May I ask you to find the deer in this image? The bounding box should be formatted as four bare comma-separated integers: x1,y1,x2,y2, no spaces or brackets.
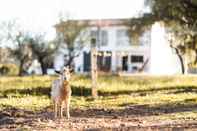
51,66,72,119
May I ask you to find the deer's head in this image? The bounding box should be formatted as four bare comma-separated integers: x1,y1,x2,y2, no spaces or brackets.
55,66,72,81
62,66,71,81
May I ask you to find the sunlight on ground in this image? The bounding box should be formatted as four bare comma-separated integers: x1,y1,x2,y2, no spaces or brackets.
1,75,197,122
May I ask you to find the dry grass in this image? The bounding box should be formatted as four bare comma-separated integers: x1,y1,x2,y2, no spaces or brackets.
1,74,197,121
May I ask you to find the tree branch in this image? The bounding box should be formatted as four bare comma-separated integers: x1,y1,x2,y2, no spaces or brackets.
182,0,197,10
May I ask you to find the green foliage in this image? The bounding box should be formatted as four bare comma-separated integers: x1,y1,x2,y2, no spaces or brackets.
29,34,59,74
0,20,58,75
56,20,88,48
0,20,33,76
127,13,155,44
129,0,197,37
128,0,197,68
55,18,89,66
0,64,19,76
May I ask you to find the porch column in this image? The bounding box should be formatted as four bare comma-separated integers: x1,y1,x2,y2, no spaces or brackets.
111,51,116,72
116,52,122,72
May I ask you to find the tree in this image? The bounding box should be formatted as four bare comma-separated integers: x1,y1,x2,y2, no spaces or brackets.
55,18,89,67
0,47,12,63
0,20,60,75
127,0,197,74
29,34,60,74
0,20,33,76
55,16,98,98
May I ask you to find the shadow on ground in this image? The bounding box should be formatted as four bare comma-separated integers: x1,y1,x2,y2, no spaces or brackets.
1,105,197,130
2,84,197,98
1,84,197,130
0,85,91,97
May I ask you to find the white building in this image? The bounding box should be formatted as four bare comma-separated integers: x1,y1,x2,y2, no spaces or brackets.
55,19,182,75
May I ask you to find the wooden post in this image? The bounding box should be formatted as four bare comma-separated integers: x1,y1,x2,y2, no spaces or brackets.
91,47,98,98
91,38,98,99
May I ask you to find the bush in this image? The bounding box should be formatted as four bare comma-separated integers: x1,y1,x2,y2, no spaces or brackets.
0,64,19,76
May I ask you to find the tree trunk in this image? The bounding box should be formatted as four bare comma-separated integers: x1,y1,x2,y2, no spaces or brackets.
194,50,197,64
19,61,24,76
65,56,74,67
172,46,186,74
38,58,47,75
40,61,47,75
65,51,75,67
177,53,185,74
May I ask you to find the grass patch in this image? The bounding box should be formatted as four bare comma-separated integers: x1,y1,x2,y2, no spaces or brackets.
1,74,197,121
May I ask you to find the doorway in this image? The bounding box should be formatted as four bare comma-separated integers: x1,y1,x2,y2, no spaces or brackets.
83,52,91,72
122,56,128,71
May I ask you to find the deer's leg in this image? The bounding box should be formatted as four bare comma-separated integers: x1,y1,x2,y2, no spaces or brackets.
60,103,64,118
58,103,61,118
54,101,58,118
65,97,70,119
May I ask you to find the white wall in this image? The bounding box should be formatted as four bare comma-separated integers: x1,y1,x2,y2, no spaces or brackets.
73,25,151,73
149,22,182,75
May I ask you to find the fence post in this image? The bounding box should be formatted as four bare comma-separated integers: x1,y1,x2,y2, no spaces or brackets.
91,38,98,99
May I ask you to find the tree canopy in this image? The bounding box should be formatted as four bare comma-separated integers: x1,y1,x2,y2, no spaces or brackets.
0,20,33,75
55,18,89,66
128,0,197,73
29,34,60,74
0,20,60,75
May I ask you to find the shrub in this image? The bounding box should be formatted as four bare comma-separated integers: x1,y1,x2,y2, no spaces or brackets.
0,64,19,76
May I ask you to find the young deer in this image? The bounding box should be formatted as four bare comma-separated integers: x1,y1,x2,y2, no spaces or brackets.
51,66,72,119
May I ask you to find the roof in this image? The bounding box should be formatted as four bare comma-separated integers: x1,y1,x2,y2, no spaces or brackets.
55,18,130,29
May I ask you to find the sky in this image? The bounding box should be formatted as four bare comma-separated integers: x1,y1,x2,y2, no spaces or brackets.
0,0,145,40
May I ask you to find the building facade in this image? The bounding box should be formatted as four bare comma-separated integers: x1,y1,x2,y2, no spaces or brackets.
55,19,152,74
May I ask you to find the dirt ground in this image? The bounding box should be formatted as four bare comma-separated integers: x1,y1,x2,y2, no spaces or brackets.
1,106,197,131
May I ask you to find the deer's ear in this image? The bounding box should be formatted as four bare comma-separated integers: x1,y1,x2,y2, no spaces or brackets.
63,66,69,71
55,70,61,74
69,68,74,73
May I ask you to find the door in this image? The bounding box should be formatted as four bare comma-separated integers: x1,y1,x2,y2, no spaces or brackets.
97,51,111,72
83,52,91,72
122,56,128,71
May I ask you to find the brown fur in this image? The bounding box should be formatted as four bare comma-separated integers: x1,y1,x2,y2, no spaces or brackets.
60,81,71,100
52,77,72,119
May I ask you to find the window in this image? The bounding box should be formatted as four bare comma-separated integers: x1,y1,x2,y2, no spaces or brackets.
101,30,108,46
116,29,129,46
97,51,111,71
90,30,97,47
90,30,97,40
90,30,108,46
132,66,138,70
139,31,151,45
131,55,144,63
